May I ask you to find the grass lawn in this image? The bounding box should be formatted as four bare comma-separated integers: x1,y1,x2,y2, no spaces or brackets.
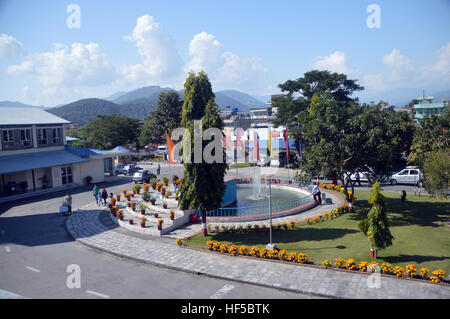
184,189,450,274
229,162,251,169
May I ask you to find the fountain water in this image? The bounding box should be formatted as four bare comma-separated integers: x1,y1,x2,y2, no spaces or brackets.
251,168,268,200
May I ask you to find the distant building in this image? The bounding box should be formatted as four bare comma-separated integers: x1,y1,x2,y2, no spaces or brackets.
412,95,448,123
0,107,126,202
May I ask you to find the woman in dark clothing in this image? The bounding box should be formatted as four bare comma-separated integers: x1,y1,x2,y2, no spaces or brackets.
101,188,108,206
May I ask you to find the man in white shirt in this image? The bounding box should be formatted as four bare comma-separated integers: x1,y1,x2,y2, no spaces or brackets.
312,183,322,205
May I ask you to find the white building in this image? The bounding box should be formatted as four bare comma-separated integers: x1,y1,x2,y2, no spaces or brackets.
0,107,124,202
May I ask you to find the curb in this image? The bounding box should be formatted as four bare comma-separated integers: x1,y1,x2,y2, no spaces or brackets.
65,209,336,299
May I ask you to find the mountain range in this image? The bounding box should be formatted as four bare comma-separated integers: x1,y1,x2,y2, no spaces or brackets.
1,86,448,126
45,86,268,125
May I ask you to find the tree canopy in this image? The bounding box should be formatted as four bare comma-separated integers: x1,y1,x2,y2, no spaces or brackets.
139,90,183,146
79,114,141,150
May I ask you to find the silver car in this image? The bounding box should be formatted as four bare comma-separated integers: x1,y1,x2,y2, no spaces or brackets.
389,166,423,186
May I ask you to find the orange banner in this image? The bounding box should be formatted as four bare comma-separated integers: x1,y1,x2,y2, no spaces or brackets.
166,133,175,164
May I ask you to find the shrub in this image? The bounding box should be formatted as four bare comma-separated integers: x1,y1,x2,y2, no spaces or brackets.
405,264,417,278
279,249,289,261
229,245,238,256
420,268,430,279
260,248,269,259
296,253,309,264
393,266,405,278
250,247,260,258
432,269,445,281
381,262,393,274
287,252,297,262
206,241,214,250
239,246,249,256
322,259,332,269
176,238,183,246
288,221,296,229
212,242,221,252
345,258,356,270
219,244,229,254
253,224,260,231
268,249,279,259
359,261,369,272
335,257,346,269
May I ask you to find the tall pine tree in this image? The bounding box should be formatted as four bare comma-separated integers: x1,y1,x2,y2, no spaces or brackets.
359,182,394,258
177,72,228,236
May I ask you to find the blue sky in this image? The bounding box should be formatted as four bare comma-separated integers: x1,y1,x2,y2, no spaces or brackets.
0,0,449,106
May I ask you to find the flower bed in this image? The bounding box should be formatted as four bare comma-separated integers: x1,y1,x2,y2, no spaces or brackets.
197,240,447,285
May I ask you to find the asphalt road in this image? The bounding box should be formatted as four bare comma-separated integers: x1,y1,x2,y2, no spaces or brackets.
0,177,316,299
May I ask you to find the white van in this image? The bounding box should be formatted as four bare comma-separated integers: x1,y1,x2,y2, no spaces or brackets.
389,166,423,186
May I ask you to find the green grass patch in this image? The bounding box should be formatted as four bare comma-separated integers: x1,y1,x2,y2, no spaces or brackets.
229,162,251,169
184,189,450,273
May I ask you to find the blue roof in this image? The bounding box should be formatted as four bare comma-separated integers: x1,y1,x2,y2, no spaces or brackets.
66,145,98,157
0,149,87,174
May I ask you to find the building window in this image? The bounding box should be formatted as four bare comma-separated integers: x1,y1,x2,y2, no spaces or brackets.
50,128,62,144
2,130,14,149
20,129,32,146
61,166,73,185
37,129,48,145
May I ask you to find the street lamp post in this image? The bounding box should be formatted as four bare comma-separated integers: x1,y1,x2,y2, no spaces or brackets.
266,175,276,250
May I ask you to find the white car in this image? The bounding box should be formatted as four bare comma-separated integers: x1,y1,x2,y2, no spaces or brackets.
389,166,423,186
155,146,168,156
257,157,271,167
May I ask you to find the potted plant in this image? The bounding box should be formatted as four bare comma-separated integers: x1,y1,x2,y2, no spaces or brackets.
170,210,175,220
142,189,150,202
140,216,147,228
150,178,158,190
156,182,163,192
116,210,124,220
162,199,168,209
131,201,136,211
115,193,121,201
157,218,164,230
132,183,142,194
154,212,159,218
122,189,128,196
129,219,134,225
138,203,147,215
84,176,93,186
162,176,169,186
150,196,156,205
161,186,166,196
110,197,116,205
172,175,179,186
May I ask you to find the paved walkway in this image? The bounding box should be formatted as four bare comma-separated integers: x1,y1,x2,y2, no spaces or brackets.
66,202,450,299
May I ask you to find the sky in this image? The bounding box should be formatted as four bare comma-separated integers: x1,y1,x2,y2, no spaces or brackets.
0,0,449,106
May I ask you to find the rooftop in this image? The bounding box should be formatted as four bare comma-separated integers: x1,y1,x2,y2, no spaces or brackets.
0,107,70,126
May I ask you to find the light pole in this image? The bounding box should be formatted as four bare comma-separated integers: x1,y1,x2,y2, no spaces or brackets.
266,175,276,250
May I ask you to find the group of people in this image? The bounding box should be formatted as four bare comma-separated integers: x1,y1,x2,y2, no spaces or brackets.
92,184,111,206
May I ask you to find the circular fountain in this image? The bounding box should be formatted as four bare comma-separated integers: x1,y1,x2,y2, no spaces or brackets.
206,175,317,222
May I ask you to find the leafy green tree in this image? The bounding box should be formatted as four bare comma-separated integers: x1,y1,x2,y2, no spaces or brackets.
177,72,228,236
79,114,141,150
139,90,183,146
358,182,394,258
408,112,450,167
273,70,364,128
423,148,450,198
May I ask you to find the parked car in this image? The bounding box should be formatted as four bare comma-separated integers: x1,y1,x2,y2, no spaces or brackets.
155,146,168,156
114,163,125,174
123,163,140,176
389,166,423,186
257,157,271,167
133,170,156,183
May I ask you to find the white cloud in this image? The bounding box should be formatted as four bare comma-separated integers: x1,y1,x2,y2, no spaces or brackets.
363,44,450,92
185,32,268,92
0,34,25,59
120,14,184,86
312,51,358,76
6,42,116,88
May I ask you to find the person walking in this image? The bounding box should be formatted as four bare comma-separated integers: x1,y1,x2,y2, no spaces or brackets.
312,182,322,205
62,192,72,215
354,171,361,187
93,184,100,205
101,188,108,206
157,164,161,176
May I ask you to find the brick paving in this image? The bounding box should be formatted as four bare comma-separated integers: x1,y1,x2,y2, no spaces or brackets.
66,201,450,299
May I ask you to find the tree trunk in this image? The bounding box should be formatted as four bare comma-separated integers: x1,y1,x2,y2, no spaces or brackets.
201,210,207,237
